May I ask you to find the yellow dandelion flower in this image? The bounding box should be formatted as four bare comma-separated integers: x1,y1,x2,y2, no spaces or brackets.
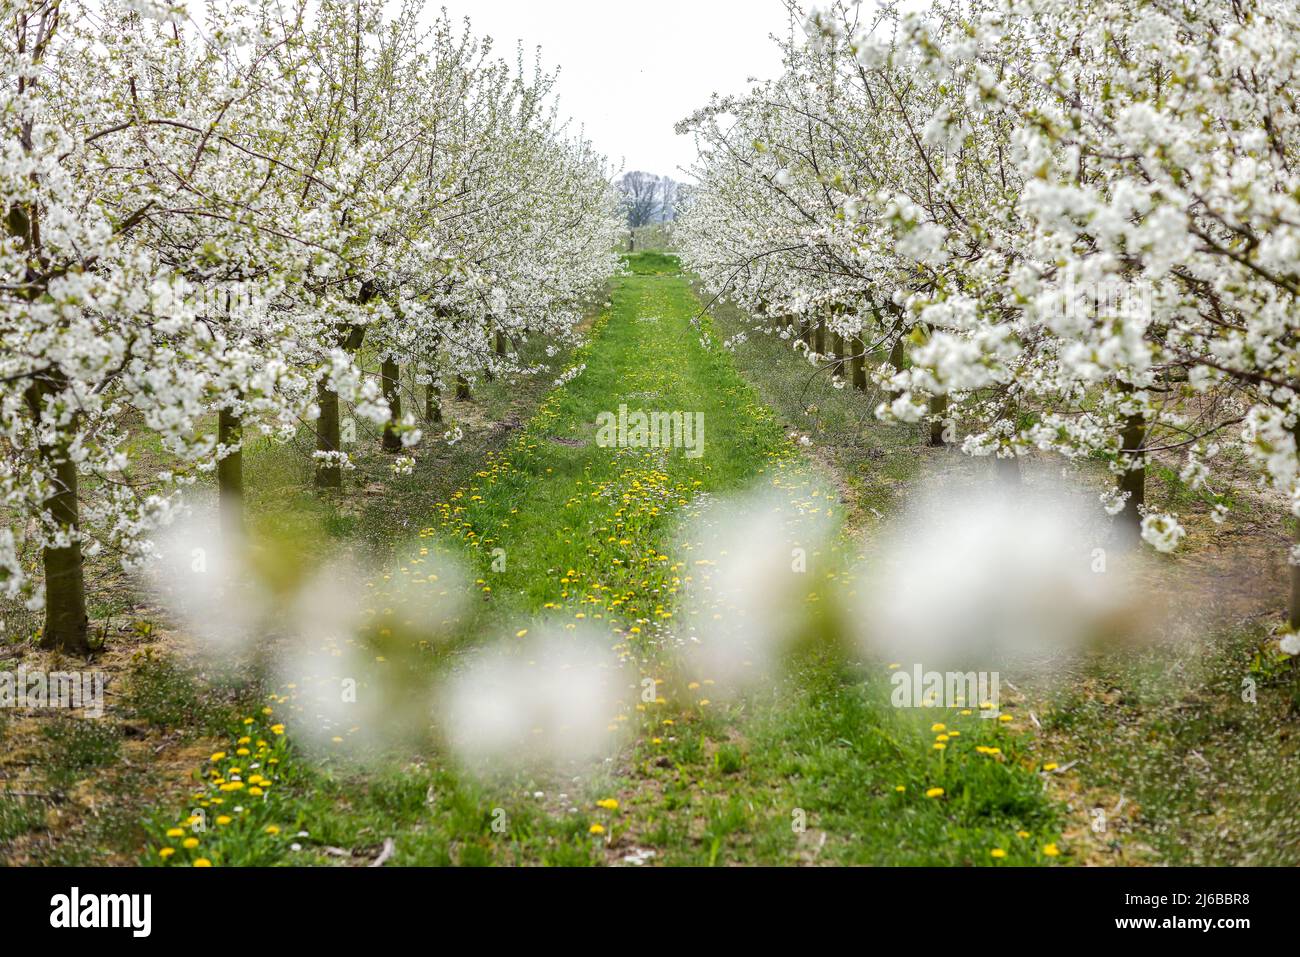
193,858,212,867
596,798,619,810
925,787,944,799
1042,843,1060,857
159,847,175,859
588,824,606,835
990,848,1006,859
182,838,199,849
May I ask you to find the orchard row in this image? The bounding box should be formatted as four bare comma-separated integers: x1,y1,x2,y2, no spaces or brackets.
677,0,1300,623
0,0,623,653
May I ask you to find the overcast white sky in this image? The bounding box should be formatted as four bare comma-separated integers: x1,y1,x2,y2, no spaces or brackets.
432,1,795,181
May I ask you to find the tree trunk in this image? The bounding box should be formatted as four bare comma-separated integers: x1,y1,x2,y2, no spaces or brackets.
456,374,470,401
831,332,845,377
314,381,343,490
888,337,905,373
485,331,506,383
381,358,402,452
217,407,243,541
887,336,906,398
814,322,826,358
24,378,89,655
314,324,364,489
1289,523,1300,628
425,373,442,424
929,394,949,447
39,450,89,655
850,336,867,391
1291,518,1300,630
1292,423,1300,631
1116,412,1146,544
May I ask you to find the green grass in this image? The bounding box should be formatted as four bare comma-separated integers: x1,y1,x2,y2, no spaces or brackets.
608,656,1062,866
39,717,122,789
1035,625,1300,865
0,794,43,846
141,252,1065,867
429,257,787,615
122,651,262,737
621,250,681,275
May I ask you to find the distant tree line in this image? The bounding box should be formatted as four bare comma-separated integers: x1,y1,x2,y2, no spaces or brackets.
615,171,688,228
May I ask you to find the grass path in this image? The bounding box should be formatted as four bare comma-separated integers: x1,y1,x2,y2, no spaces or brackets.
143,253,1065,867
